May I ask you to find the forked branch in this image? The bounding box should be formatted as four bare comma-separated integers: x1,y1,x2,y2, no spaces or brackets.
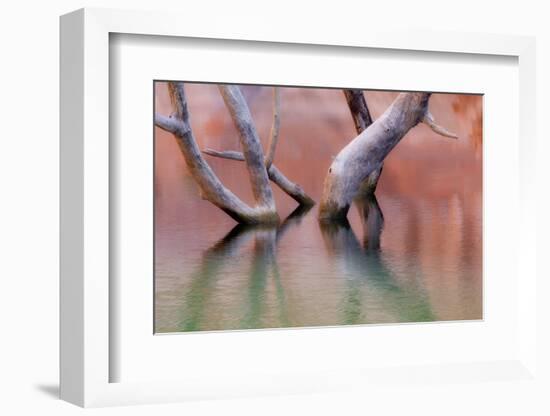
218,85,276,211
320,92,457,222
155,82,278,224
203,86,314,207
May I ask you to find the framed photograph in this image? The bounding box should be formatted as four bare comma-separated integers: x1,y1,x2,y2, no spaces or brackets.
60,8,539,408
152,81,481,335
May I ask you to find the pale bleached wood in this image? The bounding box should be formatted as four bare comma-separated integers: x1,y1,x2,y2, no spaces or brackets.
154,114,180,134
203,86,313,207
203,149,244,161
218,85,276,212
155,82,278,224
203,148,315,206
422,111,459,139
319,92,457,221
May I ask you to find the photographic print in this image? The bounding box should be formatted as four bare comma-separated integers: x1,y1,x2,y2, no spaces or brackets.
154,82,482,333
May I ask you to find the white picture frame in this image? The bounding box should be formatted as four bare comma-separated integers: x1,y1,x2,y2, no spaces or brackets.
60,7,538,408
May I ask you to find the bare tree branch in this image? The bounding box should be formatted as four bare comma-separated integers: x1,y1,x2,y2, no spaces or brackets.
343,89,373,132
203,148,314,206
154,114,181,134
422,111,459,139
343,89,382,195
202,148,245,161
203,87,314,207
320,92,457,222
268,165,315,206
218,85,276,211
155,82,278,224
264,87,281,169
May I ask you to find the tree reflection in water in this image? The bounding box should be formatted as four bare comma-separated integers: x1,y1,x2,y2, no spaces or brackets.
178,205,311,331
320,193,434,325
177,196,435,331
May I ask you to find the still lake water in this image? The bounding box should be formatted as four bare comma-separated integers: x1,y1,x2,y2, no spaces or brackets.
154,84,483,333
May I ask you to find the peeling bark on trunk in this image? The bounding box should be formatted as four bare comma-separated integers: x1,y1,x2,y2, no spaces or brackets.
155,82,279,225
319,92,457,222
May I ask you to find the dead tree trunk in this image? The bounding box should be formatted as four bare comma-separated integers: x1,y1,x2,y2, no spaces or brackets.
343,89,382,195
319,92,457,222
203,87,315,207
155,82,279,224
218,85,276,211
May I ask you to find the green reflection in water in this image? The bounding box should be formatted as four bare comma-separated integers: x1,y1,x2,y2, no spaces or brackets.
322,194,434,325
177,196,434,332
178,205,311,331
